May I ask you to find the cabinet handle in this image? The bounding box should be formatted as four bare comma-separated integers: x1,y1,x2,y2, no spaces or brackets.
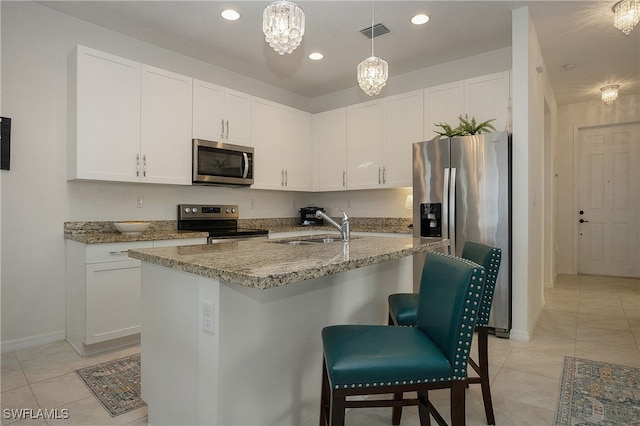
378,167,381,184
225,120,230,139
143,154,147,177
108,250,129,255
136,154,140,177
284,170,288,187
281,169,284,186
221,119,225,139
343,170,346,187
383,167,386,184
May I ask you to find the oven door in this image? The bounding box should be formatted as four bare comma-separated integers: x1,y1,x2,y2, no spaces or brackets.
193,139,253,186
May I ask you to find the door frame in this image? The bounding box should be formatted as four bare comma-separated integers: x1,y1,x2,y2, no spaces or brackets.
572,119,640,275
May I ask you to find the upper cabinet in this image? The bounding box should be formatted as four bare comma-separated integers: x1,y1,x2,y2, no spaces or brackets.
68,46,192,185
345,92,423,190
192,80,251,145
69,46,141,182
346,100,383,190
423,81,464,141
140,65,192,185
251,97,311,191
382,90,424,188
314,108,347,191
464,71,511,133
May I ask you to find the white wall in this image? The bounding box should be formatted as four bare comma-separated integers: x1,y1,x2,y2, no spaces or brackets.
0,1,516,348
555,93,640,274
510,7,556,341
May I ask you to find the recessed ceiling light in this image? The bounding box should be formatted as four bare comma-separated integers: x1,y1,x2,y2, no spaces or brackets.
221,9,240,21
309,52,324,60
411,14,430,25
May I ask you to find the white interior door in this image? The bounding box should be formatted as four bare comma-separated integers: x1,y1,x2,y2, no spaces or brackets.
578,123,639,277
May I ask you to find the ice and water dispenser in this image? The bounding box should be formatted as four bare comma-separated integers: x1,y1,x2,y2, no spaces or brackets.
419,203,442,237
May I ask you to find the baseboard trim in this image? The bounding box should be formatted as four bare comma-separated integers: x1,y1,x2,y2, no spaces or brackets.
1,330,65,353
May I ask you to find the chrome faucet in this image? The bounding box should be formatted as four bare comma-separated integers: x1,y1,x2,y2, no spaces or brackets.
315,210,350,242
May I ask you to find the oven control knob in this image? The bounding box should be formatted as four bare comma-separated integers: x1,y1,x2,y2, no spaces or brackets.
225,208,230,213
231,208,236,213
184,207,191,213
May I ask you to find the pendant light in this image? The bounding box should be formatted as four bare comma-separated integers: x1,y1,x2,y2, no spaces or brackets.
263,0,305,55
601,84,620,104
357,2,388,96
613,0,640,35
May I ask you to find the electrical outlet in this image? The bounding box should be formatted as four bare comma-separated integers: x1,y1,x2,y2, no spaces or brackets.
202,301,215,334
136,195,143,208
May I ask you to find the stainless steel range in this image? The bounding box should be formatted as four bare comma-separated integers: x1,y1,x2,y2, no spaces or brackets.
177,204,268,243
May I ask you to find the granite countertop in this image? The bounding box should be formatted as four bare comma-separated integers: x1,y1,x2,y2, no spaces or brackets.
64,217,413,244
128,235,447,290
64,220,209,244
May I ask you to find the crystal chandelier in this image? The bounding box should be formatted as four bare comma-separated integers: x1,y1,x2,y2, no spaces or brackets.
601,84,620,104
357,2,388,96
613,0,640,35
263,1,305,55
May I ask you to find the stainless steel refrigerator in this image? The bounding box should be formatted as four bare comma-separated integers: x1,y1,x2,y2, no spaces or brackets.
412,131,511,337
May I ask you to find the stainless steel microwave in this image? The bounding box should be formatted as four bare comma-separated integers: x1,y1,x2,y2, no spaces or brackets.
192,139,254,186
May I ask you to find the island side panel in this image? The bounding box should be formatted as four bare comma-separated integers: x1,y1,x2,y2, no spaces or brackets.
217,256,413,426
141,263,220,426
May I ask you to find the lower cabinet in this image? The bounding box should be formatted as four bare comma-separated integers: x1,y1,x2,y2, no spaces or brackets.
66,237,206,356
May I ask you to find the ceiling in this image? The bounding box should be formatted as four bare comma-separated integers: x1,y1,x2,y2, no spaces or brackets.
39,1,639,105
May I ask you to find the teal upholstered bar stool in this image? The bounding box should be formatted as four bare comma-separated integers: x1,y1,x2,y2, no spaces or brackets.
388,241,502,425
320,253,486,426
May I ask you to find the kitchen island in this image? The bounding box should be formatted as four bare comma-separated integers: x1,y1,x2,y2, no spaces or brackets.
128,235,447,426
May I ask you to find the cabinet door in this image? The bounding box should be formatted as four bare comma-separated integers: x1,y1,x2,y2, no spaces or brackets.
383,90,423,188
71,46,141,182
283,108,312,191
225,89,252,145
315,108,347,191
424,81,464,141
347,100,383,190
251,97,284,189
193,79,225,141
464,71,510,132
85,260,142,344
141,65,192,185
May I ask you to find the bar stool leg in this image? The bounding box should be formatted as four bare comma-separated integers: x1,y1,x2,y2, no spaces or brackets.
477,328,495,425
320,360,329,426
392,392,403,425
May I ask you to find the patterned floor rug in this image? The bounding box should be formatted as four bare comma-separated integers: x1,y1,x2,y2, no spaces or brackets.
75,353,146,417
555,356,640,425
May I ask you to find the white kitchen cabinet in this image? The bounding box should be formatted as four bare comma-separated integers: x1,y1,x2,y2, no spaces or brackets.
314,107,347,191
464,70,511,133
424,81,464,140
68,46,192,185
141,65,192,185
66,236,206,356
382,90,424,188
192,79,251,145
346,100,383,190
68,45,141,182
282,108,312,191
251,97,312,191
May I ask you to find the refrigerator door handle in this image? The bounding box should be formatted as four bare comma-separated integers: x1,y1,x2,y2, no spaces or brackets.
443,167,450,242
449,167,457,255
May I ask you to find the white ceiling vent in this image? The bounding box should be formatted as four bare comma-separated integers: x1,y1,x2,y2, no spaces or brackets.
360,23,390,39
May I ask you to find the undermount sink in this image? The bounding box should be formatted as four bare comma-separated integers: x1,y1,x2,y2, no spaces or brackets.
271,235,357,245
283,237,340,245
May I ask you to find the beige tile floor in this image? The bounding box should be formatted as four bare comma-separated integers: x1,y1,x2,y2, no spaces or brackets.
2,274,639,426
